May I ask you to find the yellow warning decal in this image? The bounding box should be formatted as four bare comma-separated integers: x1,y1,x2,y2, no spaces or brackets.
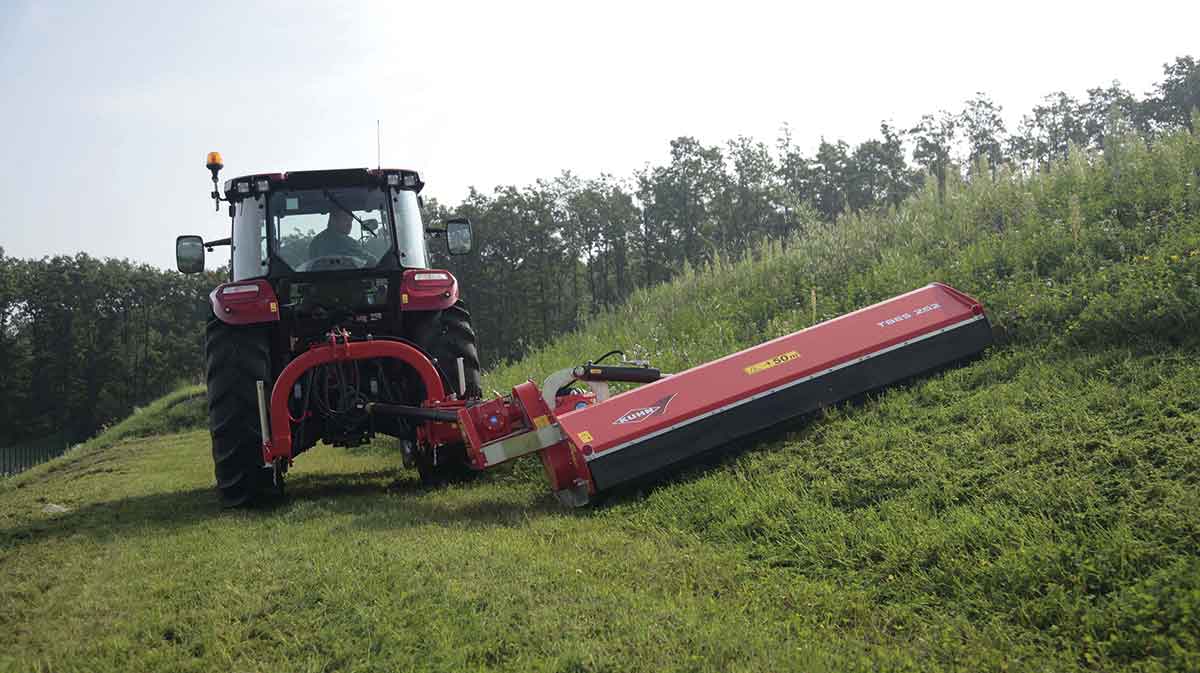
401,293,410,305
532,415,551,429
269,301,278,313
744,350,801,375
578,431,593,443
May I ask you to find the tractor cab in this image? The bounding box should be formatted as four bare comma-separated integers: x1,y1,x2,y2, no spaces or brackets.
177,155,474,338
177,156,471,282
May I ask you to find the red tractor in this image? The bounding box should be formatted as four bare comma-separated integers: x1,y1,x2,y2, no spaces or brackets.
179,154,994,511
177,153,481,506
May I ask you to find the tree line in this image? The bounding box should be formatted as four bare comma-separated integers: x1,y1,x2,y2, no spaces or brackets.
0,252,221,447
0,56,1195,447
431,56,1199,366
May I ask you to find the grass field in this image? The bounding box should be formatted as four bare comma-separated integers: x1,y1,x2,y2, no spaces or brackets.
3,130,1199,672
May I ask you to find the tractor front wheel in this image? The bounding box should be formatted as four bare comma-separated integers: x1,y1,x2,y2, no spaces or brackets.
205,318,272,507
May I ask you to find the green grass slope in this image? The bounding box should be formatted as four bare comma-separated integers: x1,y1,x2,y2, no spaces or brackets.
3,130,1199,672
85,384,208,450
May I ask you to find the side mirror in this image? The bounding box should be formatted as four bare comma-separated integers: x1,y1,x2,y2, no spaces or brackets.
446,218,473,255
176,235,206,273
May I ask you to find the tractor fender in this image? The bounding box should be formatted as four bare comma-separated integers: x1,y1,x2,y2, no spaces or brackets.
209,280,281,325
399,269,458,311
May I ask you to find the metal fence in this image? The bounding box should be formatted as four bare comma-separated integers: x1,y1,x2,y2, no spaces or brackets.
1,444,72,477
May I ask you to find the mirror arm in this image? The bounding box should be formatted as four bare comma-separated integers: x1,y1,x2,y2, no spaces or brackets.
204,237,232,252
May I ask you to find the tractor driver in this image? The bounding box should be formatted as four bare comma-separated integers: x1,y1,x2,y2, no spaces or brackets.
308,209,362,260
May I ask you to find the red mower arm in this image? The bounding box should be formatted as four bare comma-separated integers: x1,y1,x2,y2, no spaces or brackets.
263,336,448,465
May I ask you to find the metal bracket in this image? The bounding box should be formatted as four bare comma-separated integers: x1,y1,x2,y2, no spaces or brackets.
541,367,575,410
479,424,565,468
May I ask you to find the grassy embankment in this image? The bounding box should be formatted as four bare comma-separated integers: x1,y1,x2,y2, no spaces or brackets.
2,130,1199,672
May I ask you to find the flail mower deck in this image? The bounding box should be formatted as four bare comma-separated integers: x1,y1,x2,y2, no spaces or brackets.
260,282,991,505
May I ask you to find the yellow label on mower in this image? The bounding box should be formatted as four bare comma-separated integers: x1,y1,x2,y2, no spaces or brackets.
744,350,801,375
577,431,594,443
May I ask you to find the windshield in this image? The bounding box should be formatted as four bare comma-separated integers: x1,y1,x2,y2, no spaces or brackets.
270,187,397,272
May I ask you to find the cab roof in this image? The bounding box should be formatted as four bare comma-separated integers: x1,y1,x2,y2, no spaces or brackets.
222,168,423,200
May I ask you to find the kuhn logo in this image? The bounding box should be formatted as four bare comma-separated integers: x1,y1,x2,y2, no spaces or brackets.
612,394,677,425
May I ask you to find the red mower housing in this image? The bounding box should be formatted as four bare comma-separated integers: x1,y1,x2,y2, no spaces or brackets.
256,282,992,506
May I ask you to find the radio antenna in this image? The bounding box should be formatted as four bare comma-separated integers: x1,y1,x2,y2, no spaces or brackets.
376,119,381,169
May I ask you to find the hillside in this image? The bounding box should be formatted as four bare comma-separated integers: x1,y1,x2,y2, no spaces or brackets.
3,130,1199,672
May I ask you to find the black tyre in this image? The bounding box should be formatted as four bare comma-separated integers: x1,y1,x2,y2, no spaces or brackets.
414,441,476,487
205,318,272,507
412,300,483,399
408,300,482,484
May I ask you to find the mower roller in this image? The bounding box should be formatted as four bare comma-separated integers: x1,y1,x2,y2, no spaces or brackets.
266,282,992,506
178,153,991,506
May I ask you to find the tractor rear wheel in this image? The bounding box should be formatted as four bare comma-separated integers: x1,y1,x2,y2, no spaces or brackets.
205,318,272,507
409,299,482,399
409,299,482,484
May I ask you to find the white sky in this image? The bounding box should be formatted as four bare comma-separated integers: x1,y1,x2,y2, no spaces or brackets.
1,0,1197,268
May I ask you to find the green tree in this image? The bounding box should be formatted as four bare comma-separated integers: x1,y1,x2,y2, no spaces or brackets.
1081,81,1139,147
959,94,1007,176
720,135,780,249
775,124,816,239
811,139,851,221
910,112,957,204
0,253,222,446
1011,92,1087,168
1144,55,1200,133
638,137,725,274
564,175,638,311
848,122,917,211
